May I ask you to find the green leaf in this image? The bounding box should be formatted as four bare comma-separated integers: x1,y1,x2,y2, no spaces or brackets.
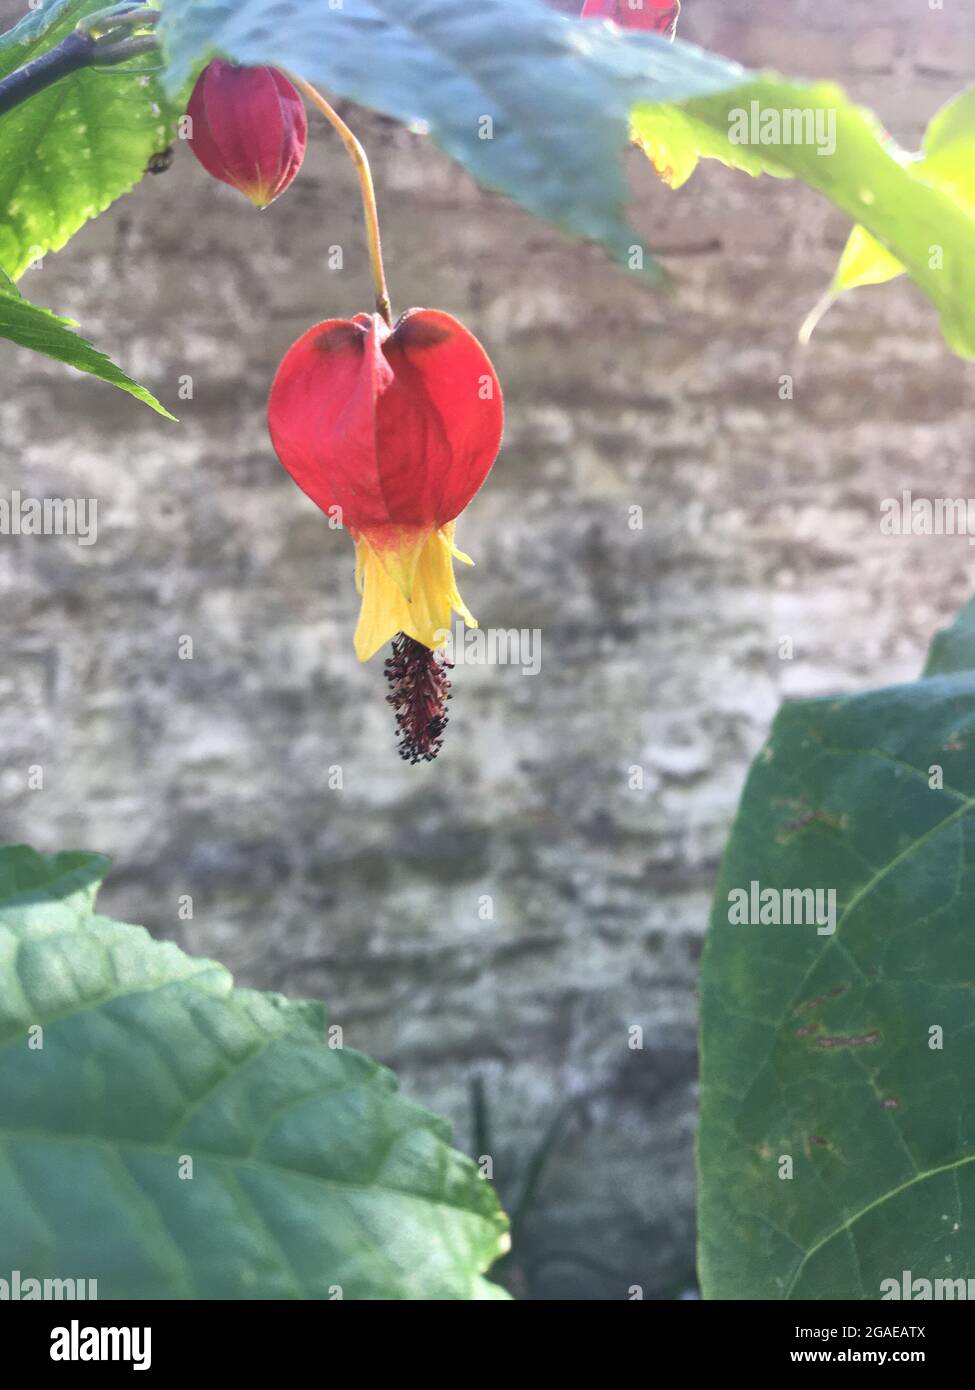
633,78,975,359
0,274,174,416
921,85,975,213
0,844,509,1299
157,0,753,282
793,85,975,350
0,0,179,280
632,97,769,188
698,605,975,1299
823,224,905,295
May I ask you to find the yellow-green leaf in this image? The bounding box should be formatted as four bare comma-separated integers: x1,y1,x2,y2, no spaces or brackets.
633,78,975,359
800,84,975,346
0,0,180,280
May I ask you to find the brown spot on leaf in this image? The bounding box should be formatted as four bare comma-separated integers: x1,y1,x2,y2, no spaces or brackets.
775,799,849,837
798,984,848,1013
814,1030,881,1049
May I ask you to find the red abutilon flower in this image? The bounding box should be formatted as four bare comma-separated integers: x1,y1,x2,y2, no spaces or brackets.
580,0,681,37
268,308,503,762
186,60,308,208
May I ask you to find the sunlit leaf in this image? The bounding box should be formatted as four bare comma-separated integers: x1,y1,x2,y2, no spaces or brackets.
799,85,975,347
0,0,180,280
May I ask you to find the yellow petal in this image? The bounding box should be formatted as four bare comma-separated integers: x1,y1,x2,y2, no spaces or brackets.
353,527,479,662
357,523,430,601
440,521,475,566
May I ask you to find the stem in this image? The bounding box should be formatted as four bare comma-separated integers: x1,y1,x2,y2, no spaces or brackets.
0,30,95,118
290,75,392,327
91,34,160,67
0,26,158,119
78,4,160,38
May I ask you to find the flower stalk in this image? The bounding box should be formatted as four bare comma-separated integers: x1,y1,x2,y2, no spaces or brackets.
288,74,393,326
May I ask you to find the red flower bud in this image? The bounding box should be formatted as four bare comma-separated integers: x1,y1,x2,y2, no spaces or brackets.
186,60,307,208
268,309,503,662
581,0,680,36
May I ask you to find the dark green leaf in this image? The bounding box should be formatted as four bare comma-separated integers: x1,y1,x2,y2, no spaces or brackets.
699,611,975,1299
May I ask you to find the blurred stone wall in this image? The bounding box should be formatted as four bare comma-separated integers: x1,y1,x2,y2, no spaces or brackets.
1,0,973,1297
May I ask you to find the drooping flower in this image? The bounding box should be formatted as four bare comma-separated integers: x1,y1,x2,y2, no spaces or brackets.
186,60,307,208
267,308,503,760
580,0,681,38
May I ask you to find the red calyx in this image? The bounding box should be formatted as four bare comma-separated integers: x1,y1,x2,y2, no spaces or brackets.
267,308,503,544
186,60,308,208
580,0,680,36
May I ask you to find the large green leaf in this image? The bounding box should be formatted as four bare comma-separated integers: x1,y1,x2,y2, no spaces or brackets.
0,269,173,415
698,605,975,1299
0,0,179,280
157,0,752,282
633,79,975,359
0,845,508,1299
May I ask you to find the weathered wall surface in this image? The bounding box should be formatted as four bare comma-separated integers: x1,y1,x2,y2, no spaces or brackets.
1,0,973,1297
